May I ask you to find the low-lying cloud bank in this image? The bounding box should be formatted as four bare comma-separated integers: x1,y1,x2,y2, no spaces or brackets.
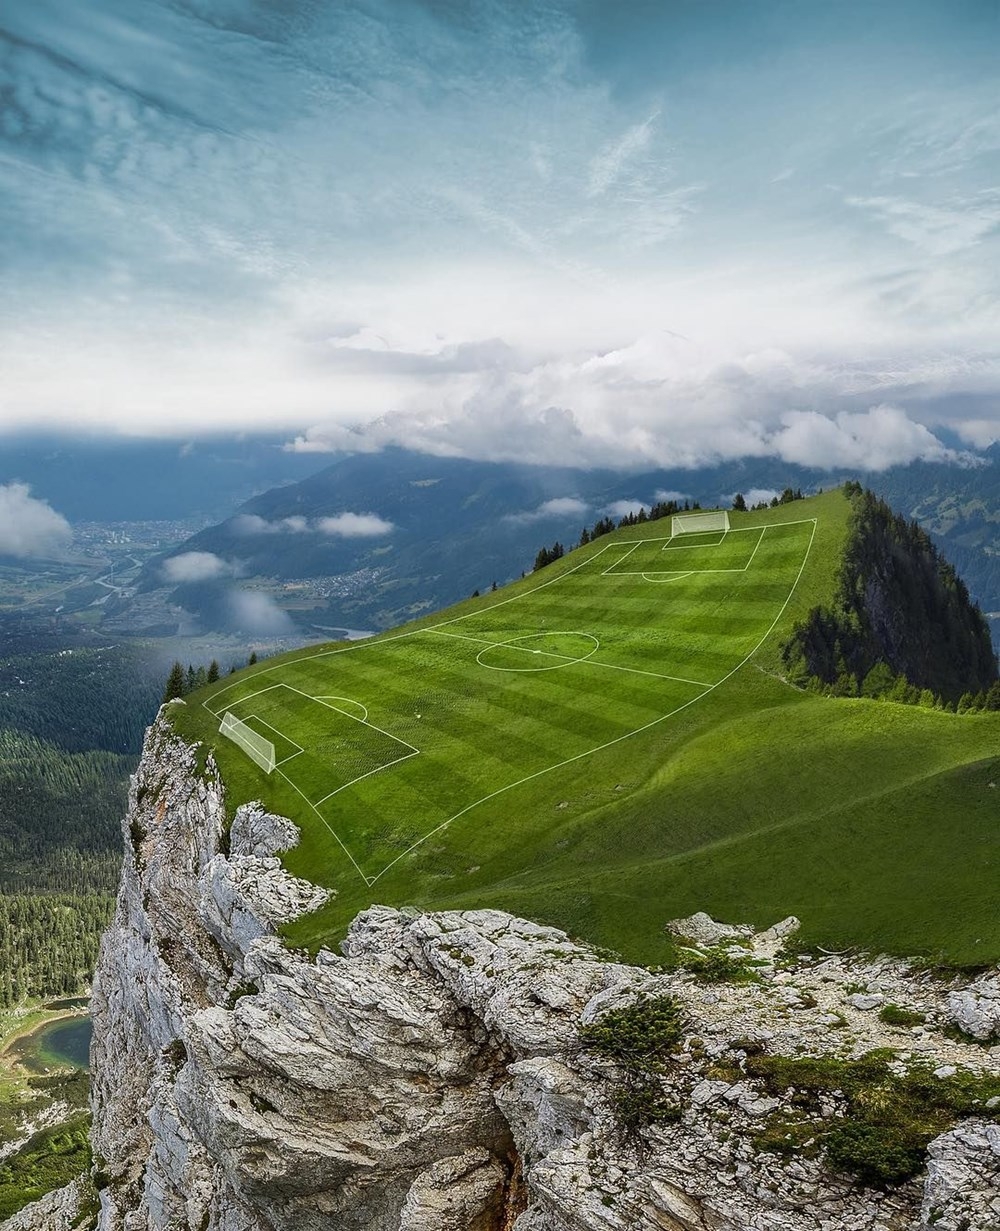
288,397,972,474
504,497,590,524
230,513,394,538
0,483,72,558
163,551,233,583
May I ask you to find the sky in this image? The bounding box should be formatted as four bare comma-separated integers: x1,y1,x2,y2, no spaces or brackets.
2,0,1000,471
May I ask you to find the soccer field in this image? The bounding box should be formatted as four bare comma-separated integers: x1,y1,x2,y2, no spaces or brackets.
200,516,816,885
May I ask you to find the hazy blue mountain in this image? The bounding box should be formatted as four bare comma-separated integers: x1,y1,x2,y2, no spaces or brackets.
0,434,328,522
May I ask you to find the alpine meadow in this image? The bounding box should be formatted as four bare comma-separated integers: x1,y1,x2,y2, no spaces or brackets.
171,487,1000,967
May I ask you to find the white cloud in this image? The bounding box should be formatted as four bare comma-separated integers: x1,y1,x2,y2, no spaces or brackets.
163,551,232,582
227,590,294,635
955,419,1000,449
655,489,689,502
741,488,781,506
230,514,312,535
504,496,589,524
770,404,956,471
231,512,390,536
316,513,395,538
606,499,647,518
0,483,71,559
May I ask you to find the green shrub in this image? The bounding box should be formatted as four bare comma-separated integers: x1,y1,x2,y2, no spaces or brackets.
878,1004,925,1028
578,995,685,1065
680,945,761,985
0,1116,92,1220
579,995,687,1134
747,1050,1000,1186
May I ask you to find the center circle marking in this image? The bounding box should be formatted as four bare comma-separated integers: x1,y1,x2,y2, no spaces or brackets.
476,632,600,673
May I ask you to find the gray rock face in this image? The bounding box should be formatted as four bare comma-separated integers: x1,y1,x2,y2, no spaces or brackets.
947,973,1000,1041
9,715,1000,1231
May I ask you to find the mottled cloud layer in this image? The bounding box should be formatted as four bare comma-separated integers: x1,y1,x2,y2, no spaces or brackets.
3,1,1000,471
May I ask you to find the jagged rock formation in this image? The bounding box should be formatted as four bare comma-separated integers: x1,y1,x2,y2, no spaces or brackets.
9,716,1000,1231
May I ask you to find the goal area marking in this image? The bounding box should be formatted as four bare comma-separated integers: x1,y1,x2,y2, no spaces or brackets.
220,711,276,775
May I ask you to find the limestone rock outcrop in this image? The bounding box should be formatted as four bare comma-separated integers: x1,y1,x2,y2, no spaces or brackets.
8,714,1000,1231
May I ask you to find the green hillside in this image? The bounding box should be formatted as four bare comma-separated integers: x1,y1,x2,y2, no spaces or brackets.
172,488,1000,967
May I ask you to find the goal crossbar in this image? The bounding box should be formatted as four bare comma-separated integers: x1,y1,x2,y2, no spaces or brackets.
671,510,730,537
220,711,276,775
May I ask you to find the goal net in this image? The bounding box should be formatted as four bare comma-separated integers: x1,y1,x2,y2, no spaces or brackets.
671,510,730,537
219,712,275,775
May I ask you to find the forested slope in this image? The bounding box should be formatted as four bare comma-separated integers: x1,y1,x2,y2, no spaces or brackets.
782,484,997,701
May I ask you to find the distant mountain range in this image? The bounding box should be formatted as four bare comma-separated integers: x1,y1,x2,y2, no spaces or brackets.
134,446,1000,642
0,433,327,522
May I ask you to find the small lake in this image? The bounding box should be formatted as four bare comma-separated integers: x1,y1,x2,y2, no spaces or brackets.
8,1016,91,1073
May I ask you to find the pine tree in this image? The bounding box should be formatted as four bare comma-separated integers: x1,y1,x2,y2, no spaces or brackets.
207,660,220,684
732,493,747,512
163,662,186,703
248,651,258,665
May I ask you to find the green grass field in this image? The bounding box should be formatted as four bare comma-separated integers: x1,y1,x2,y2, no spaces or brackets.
174,490,1000,967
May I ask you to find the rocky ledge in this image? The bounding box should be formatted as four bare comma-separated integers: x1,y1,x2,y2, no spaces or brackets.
8,715,1000,1231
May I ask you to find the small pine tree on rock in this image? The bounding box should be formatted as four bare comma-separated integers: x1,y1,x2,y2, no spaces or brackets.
163,662,186,703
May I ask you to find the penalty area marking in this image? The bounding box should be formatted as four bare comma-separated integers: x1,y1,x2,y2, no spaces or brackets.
610,527,768,576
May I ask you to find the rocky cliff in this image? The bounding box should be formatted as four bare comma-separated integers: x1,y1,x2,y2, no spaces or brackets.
9,716,1000,1231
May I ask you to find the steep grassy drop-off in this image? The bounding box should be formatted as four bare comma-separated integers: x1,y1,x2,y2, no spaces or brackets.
170,487,1000,966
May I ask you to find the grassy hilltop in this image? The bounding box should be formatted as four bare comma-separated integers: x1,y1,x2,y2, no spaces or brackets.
172,488,1000,967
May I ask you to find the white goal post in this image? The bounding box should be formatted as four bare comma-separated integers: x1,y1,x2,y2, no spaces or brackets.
219,712,276,775
670,510,730,537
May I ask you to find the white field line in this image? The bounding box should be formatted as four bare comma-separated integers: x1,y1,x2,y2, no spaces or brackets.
206,683,284,720
243,714,304,767
660,528,728,552
248,714,304,755
619,528,766,577
279,681,421,756
600,542,640,576
209,679,420,882
429,628,710,688
274,766,374,885
313,748,420,808
641,572,694,584
315,696,369,722
741,526,768,572
367,518,818,885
